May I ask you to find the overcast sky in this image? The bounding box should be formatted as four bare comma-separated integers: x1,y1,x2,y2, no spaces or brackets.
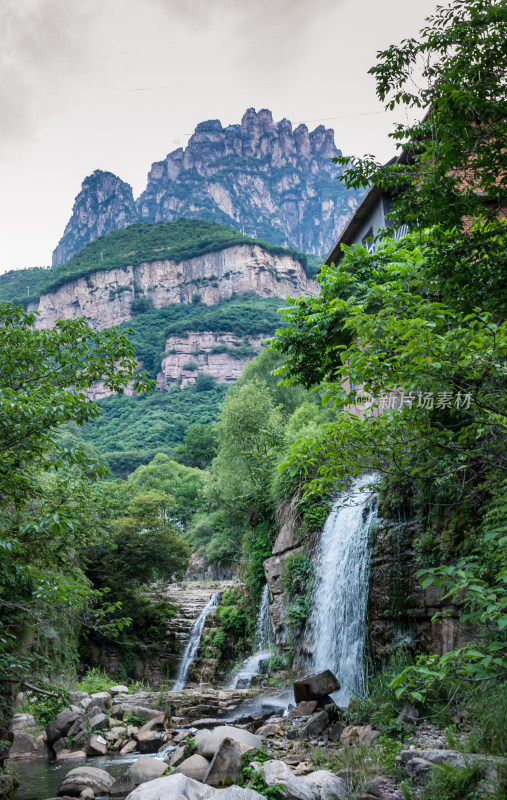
0,0,441,273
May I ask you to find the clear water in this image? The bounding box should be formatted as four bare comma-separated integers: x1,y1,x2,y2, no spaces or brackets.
172,591,220,690
12,752,143,800
310,473,377,707
228,585,274,689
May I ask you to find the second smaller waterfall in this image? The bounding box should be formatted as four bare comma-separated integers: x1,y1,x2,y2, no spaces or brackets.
172,592,220,691
229,585,274,689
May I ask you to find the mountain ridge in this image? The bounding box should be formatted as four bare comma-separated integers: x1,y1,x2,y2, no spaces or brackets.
52,108,360,265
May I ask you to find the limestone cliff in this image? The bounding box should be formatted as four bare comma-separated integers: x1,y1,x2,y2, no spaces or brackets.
51,109,360,265
31,243,316,331
158,332,267,389
52,171,138,266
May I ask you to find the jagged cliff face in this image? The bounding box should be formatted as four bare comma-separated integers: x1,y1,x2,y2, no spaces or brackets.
52,171,138,266
51,109,360,265
32,244,316,331
137,108,358,256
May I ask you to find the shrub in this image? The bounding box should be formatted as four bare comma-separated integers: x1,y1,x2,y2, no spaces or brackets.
77,667,112,694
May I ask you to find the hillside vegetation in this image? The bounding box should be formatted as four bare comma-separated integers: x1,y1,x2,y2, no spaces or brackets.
124,294,284,377
0,219,317,308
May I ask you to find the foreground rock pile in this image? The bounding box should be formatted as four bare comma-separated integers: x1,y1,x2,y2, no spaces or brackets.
9,673,505,800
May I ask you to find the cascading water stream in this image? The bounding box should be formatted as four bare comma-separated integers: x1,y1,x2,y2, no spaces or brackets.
228,584,274,689
172,592,220,691
310,473,378,707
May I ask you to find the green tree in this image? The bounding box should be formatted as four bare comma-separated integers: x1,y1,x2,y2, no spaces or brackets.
107,491,191,587
0,304,150,700
172,423,218,470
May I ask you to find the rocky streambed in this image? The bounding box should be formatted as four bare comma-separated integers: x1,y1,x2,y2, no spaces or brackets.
6,675,505,800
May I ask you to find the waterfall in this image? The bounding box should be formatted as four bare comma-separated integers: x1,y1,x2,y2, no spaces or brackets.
310,473,377,707
172,592,220,691
229,585,274,689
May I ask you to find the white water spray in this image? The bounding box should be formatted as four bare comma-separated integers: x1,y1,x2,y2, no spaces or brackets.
229,585,274,689
172,592,220,691
310,474,377,706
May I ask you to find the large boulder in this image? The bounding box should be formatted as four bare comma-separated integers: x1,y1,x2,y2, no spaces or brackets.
10,713,37,732
301,770,348,800
90,692,112,710
109,685,129,696
114,705,162,722
7,732,45,760
204,737,242,787
127,756,167,784
299,711,329,738
58,766,115,796
85,734,108,756
253,760,319,800
173,754,211,782
124,773,214,800
111,772,136,796
136,729,166,754
47,709,83,745
137,716,170,735
200,726,262,759
89,712,110,732
293,672,339,705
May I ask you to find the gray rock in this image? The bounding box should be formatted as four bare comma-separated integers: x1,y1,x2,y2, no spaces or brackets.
215,789,265,799
89,713,110,732
201,726,262,759
109,685,129,696
120,738,137,755
293,672,340,704
398,749,465,767
110,772,136,797
121,705,162,722
136,730,166,754
170,746,187,767
124,774,214,800
404,757,433,784
194,729,212,756
301,770,348,800
204,737,242,787
256,723,283,737
79,789,95,800
294,701,317,716
90,692,112,711
86,706,103,720
137,716,169,735
328,722,345,742
128,756,167,785
300,711,329,738
53,738,68,756
8,732,46,760
58,766,114,796
57,750,87,761
254,760,319,800
69,692,89,704
10,713,37,732
173,754,211,782
85,734,108,757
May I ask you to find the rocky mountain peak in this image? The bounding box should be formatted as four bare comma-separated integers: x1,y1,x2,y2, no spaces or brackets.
52,109,360,264
52,170,137,266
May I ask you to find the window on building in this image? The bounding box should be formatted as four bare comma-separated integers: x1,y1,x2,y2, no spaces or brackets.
362,227,375,254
